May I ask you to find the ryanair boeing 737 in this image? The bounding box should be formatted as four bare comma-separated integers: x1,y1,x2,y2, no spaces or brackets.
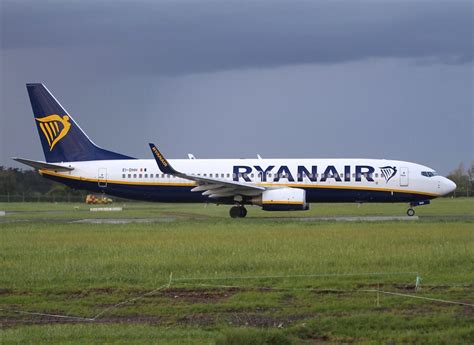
14,84,456,218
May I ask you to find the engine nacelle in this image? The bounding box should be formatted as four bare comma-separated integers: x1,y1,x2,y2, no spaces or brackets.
258,188,309,211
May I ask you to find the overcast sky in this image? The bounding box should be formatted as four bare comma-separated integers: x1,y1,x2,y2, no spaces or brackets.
1,0,472,175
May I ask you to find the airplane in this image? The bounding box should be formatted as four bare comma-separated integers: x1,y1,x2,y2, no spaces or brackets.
14,83,456,218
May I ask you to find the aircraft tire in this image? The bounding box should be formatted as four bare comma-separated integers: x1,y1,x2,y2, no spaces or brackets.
240,207,248,218
230,206,241,218
407,208,415,217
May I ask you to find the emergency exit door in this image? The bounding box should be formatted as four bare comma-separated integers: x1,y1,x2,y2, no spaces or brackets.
399,167,409,187
98,168,107,188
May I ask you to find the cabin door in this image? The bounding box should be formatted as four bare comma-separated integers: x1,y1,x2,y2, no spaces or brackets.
399,167,409,187
98,168,107,188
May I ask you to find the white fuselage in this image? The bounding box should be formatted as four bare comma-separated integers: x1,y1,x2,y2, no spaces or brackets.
40,158,455,204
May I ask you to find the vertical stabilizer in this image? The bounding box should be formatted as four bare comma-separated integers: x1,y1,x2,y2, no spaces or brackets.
27,83,134,162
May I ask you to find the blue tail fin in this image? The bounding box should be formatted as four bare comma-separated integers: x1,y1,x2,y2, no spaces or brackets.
27,83,134,162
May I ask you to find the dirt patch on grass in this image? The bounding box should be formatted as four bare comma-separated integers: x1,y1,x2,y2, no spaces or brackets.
310,289,348,295
0,288,13,295
2,311,312,329
160,287,239,303
0,315,164,328
177,313,216,326
226,312,311,328
457,305,474,317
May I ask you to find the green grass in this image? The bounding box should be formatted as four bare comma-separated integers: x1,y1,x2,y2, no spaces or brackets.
1,199,473,344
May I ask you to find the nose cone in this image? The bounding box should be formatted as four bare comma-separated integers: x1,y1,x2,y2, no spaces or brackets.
441,177,456,195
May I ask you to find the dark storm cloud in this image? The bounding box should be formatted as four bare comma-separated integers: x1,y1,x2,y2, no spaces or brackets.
2,0,472,76
1,0,472,175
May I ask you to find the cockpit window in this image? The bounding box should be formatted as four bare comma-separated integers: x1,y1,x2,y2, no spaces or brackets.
421,171,437,177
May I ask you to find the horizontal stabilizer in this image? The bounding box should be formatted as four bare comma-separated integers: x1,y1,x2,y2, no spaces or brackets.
12,157,74,171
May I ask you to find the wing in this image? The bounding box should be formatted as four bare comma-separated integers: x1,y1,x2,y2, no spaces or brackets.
149,143,265,198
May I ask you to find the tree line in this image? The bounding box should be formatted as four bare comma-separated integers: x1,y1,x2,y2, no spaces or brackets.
0,166,86,201
0,162,472,201
446,162,473,197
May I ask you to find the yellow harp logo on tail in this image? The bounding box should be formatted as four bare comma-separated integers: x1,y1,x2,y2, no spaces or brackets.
35,114,71,151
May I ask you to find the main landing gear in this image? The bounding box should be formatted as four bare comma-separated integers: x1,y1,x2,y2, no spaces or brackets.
407,208,415,217
230,206,247,218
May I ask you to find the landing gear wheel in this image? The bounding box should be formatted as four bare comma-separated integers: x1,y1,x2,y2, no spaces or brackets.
229,206,247,218
230,206,241,218
407,208,415,217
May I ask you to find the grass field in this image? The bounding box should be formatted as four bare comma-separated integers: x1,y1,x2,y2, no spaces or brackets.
1,199,473,344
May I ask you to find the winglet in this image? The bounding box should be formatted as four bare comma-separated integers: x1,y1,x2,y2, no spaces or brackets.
149,143,178,175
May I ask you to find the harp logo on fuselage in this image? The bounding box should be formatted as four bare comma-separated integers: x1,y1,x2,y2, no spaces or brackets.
379,166,397,183
35,114,71,151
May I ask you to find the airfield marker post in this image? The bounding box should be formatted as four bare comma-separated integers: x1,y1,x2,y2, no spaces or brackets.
377,282,380,307
415,275,422,291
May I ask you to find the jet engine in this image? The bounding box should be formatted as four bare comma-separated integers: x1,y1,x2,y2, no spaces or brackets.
251,188,310,211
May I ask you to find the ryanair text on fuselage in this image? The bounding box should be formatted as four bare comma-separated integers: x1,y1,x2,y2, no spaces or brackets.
233,165,394,183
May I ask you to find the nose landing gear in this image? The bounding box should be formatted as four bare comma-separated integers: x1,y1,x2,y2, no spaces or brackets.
407,200,430,217
230,206,247,218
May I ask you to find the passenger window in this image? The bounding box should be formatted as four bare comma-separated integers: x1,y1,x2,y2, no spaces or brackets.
128,174,131,178
139,174,142,178
251,173,254,178
227,173,230,178
122,174,126,178
145,174,148,178
210,174,213,177
133,174,137,178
